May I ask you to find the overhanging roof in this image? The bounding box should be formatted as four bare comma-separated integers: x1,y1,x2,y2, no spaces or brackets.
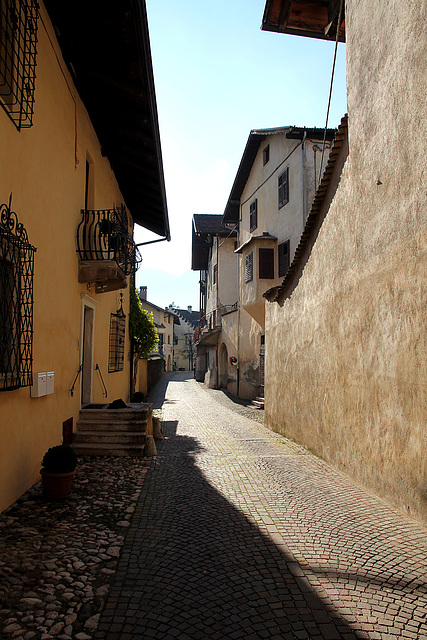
262,0,345,42
192,214,237,271
235,233,277,254
43,0,170,240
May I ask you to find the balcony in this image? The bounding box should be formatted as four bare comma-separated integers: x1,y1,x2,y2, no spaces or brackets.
77,206,141,293
194,303,238,346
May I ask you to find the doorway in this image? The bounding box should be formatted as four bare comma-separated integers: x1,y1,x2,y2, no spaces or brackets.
81,302,95,405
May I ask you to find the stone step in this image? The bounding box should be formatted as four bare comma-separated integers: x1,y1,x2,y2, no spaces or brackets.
250,397,265,409
79,404,151,423
76,419,147,432
73,431,145,445
71,442,145,457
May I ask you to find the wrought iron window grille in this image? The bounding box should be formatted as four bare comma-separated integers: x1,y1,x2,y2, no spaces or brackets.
108,294,126,373
0,0,39,131
0,195,36,391
76,205,141,276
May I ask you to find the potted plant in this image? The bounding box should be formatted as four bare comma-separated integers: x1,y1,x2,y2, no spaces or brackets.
40,444,78,499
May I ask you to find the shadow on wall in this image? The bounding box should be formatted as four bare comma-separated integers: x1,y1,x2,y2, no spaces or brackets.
147,358,164,392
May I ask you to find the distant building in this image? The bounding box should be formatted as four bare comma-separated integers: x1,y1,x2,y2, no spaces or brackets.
139,288,175,371
168,306,199,371
192,126,334,399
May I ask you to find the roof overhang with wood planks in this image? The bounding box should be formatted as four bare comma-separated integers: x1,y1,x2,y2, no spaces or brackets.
43,0,170,240
261,0,345,42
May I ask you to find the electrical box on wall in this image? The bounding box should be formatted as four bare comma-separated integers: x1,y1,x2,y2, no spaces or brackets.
31,372,47,397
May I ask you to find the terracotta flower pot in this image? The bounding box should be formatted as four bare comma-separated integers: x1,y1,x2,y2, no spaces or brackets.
40,469,76,499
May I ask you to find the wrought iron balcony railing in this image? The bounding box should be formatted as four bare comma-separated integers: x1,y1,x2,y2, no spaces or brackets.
76,205,141,278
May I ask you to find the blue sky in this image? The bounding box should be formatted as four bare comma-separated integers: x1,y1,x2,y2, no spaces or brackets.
135,0,347,311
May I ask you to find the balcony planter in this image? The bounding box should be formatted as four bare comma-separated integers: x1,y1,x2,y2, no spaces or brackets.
40,445,78,499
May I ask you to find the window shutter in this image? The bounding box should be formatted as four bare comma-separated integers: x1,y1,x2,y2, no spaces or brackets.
249,199,258,232
245,251,253,283
278,168,289,208
259,248,274,279
278,240,290,277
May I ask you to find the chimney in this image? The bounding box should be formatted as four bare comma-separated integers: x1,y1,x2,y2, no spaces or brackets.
188,305,192,312
140,286,147,301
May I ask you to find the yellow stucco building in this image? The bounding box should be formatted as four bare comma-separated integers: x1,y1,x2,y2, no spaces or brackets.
0,0,169,512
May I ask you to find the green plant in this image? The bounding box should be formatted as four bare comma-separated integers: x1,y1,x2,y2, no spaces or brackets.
42,445,77,473
129,287,159,358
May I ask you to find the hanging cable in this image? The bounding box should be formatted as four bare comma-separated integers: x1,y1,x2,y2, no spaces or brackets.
319,0,344,180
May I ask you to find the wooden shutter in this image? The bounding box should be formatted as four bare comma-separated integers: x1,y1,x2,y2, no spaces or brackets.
278,240,290,277
245,251,253,283
278,168,289,208
259,248,274,279
249,199,258,232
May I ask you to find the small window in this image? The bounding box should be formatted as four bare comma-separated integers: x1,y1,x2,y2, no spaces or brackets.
278,240,290,277
278,167,289,209
245,251,253,283
213,263,217,285
168,335,171,344
259,248,274,279
263,144,270,166
249,199,258,232
108,305,126,373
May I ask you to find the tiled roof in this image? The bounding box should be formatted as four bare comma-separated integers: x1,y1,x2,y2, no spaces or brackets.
264,115,349,304
192,214,236,271
193,214,234,236
171,308,200,327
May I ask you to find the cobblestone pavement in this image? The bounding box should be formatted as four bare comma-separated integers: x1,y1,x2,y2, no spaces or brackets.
0,457,151,639
94,372,427,640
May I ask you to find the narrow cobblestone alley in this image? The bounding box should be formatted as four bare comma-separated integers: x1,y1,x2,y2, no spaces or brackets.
95,372,427,640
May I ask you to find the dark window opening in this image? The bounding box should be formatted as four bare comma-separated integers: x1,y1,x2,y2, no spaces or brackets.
249,199,258,232
213,263,217,285
278,240,290,277
278,167,289,209
259,247,274,279
263,144,270,166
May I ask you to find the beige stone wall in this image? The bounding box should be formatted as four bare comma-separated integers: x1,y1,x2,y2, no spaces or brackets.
0,4,135,512
265,0,427,525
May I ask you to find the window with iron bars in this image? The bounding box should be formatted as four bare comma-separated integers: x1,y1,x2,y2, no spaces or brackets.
0,196,36,391
108,304,126,373
0,0,39,131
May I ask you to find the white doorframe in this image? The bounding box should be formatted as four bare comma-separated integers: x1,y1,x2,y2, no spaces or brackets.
80,294,98,407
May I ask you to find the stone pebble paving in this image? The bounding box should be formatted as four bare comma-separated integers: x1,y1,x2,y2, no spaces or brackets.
0,457,151,639
95,373,427,639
